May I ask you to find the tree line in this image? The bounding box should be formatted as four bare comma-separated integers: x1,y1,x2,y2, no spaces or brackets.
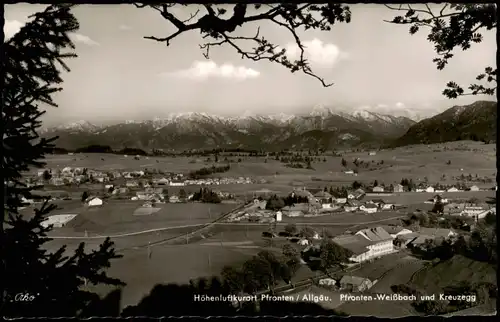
65,145,149,156
191,188,222,204
188,164,231,179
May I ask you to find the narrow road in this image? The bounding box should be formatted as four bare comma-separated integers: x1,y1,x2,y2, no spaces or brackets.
48,223,206,239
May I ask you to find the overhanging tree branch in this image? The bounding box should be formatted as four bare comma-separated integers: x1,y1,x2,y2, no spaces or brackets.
384,4,497,99
134,3,352,87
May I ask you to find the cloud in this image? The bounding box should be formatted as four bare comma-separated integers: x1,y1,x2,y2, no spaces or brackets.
377,103,388,108
4,20,25,40
285,38,349,67
164,61,260,81
4,20,99,47
119,24,132,31
395,102,405,108
70,33,100,46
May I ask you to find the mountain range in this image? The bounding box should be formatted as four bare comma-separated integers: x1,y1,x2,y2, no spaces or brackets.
394,100,497,146
41,101,496,151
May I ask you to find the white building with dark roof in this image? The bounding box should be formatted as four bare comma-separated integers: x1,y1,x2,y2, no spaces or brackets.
333,226,395,263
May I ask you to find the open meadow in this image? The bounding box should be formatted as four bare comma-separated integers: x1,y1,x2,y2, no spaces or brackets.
27,200,238,236
40,141,496,194
84,243,261,310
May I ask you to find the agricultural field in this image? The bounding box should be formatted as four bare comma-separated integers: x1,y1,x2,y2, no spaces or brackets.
27,201,238,236
368,257,426,294
40,141,496,193
85,243,261,310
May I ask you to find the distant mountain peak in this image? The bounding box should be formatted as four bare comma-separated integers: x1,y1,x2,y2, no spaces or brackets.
394,100,497,146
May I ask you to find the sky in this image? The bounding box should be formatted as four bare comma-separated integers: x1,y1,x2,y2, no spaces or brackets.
4,4,497,125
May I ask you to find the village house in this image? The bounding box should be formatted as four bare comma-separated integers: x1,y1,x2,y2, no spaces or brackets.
335,197,347,204
282,203,310,217
156,178,170,186
170,179,185,187
145,187,164,195
61,167,73,175
355,226,394,253
372,186,384,193
460,206,489,220
425,186,435,193
49,177,65,186
353,188,366,200
318,278,336,287
344,170,354,175
468,185,480,192
368,151,377,156
359,203,378,213
380,225,413,239
112,187,130,195
432,195,448,204
339,276,374,292
446,187,459,192
123,172,133,179
253,199,267,210
342,201,359,212
314,191,334,205
332,228,394,263
94,176,105,183
41,214,78,228
290,189,315,203
380,203,395,210
169,195,180,203
297,238,310,246
126,181,139,188
392,184,404,193
407,227,457,249
368,198,385,206
86,197,103,207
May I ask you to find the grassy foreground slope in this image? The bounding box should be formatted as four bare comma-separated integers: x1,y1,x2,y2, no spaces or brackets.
409,255,497,294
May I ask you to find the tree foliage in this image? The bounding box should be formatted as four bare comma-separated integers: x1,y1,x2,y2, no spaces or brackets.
319,240,353,271
385,4,497,99
1,5,123,317
134,3,352,87
266,194,285,210
284,223,298,235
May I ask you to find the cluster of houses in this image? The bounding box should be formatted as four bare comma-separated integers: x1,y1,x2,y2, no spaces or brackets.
30,167,254,188
414,184,483,193
284,188,399,215
153,176,253,186
300,225,459,263
336,182,486,194
293,224,461,293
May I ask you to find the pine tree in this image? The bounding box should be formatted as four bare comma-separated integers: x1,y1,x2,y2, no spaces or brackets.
2,5,124,317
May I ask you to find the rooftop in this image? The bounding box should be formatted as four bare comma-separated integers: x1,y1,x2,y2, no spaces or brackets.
340,275,371,286
332,234,375,255
357,227,392,242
